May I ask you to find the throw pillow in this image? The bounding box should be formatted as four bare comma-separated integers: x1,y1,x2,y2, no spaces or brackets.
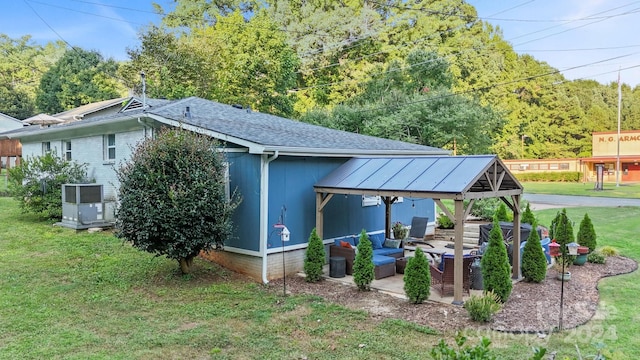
370,234,384,249
340,240,352,249
383,239,401,249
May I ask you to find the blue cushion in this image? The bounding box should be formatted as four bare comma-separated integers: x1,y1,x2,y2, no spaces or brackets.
372,255,395,266
369,233,384,249
374,248,403,257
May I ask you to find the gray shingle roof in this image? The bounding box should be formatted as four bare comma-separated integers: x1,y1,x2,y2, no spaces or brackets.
149,97,445,153
2,97,447,155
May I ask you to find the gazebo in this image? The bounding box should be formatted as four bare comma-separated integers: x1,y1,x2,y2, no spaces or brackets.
314,155,524,304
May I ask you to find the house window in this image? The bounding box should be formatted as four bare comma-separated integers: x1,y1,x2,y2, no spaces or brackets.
550,163,559,170
63,141,72,161
560,163,570,170
42,142,51,155
104,134,116,160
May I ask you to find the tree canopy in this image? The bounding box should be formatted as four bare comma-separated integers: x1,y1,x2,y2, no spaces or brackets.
3,0,639,156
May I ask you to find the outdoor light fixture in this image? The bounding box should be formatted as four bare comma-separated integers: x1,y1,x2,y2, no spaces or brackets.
567,242,579,256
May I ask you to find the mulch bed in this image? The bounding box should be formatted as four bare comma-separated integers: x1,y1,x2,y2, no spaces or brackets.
269,256,637,333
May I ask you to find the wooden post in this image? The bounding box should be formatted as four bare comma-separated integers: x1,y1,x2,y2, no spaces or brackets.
452,199,465,305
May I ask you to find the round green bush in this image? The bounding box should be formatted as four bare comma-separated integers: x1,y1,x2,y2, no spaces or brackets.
464,291,502,322
587,251,606,264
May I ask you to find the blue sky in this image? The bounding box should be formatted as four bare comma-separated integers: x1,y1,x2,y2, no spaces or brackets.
1,0,639,87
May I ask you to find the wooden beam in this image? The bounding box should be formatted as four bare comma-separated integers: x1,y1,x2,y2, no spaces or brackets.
434,199,455,224
511,194,522,280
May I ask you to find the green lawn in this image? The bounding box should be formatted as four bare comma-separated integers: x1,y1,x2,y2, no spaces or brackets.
523,181,640,199
1,198,638,359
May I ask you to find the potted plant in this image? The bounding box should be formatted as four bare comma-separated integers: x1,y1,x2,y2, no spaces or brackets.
573,246,589,265
553,255,573,281
392,221,408,240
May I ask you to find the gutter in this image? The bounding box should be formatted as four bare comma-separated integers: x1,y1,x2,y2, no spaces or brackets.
260,150,279,284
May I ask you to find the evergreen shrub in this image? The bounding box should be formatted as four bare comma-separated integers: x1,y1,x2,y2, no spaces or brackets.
521,221,547,283
521,203,536,225
353,229,374,291
577,213,597,253
463,291,502,322
480,219,512,302
587,251,606,264
304,228,325,282
493,202,509,222
403,247,431,304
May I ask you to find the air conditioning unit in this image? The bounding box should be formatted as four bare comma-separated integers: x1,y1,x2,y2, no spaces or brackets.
61,184,108,229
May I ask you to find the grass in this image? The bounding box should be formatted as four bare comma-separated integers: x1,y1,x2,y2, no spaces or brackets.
1,198,639,358
522,181,640,199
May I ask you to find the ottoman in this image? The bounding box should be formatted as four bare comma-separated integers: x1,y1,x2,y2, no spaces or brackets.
372,255,395,280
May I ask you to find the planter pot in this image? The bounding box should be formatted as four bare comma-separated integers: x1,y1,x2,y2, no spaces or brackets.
574,254,587,266
557,271,571,281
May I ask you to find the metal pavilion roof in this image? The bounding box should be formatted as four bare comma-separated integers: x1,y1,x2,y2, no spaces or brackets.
314,155,523,200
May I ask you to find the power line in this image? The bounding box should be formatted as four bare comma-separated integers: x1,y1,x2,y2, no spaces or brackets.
22,0,74,50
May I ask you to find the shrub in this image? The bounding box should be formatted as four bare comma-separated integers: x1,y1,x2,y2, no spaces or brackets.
577,213,597,253
549,209,574,255
353,229,374,291
587,251,606,264
464,291,502,322
468,198,501,221
8,151,89,219
598,246,620,257
480,219,512,302
430,333,496,359
437,212,454,229
521,221,547,283
493,202,509,222
115,128,241,274
515,171,581,182
521,203,536,225
403,247,431,304
304,228,325,282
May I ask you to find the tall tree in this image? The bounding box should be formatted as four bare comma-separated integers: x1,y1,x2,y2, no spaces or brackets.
36,48,125,114
0,34,65,118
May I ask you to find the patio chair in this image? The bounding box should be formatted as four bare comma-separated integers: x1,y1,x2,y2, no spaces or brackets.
406,216,433,247
430,255,476,296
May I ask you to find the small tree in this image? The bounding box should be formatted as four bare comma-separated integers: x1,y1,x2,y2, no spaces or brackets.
116,128,240,274
353,229,374,291
521,221,547,283
551,209,574,255
521,203,536,226
481,219,512,302
403,247,431,303
304,228,325,282
493,202,509,222
8,152,89,219
577,213,597,253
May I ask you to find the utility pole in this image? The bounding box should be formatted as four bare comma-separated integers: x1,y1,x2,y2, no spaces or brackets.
616,70,622,187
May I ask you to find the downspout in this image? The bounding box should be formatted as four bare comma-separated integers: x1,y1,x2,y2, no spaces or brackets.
261,150,279,284
137,117,149,138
